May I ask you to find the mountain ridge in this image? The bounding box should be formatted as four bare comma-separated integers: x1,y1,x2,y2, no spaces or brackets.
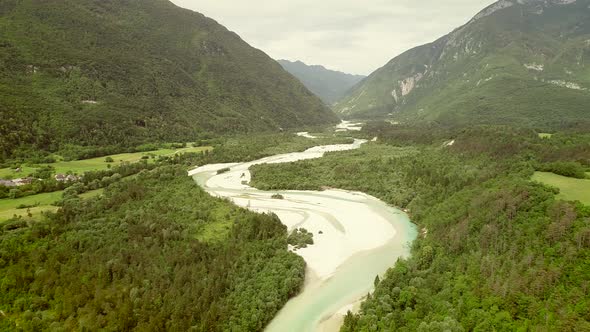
0,0,337,161
335,0,590,130
278,59,365,104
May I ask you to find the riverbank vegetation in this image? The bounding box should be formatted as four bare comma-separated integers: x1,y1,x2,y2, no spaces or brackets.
288,228,314,249
250,123,590,331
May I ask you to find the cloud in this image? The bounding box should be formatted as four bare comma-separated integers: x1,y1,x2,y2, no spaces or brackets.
170,0,496,75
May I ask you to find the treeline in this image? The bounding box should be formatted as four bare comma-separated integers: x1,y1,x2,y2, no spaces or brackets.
250,124,590,331
0,165,305,331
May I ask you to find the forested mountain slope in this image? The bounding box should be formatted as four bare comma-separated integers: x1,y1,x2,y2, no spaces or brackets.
335,0,590,130
0,0,337,161
278,60,365,104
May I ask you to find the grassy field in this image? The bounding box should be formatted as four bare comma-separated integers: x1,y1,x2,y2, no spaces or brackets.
532,171,590,205
538,133,553,139
0,189,104,221
0,146,212,179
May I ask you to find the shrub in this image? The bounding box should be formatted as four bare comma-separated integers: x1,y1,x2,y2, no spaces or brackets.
217,167,231,174
287,228,314,249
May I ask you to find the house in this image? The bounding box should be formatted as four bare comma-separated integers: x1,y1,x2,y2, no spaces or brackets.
0,179,16,187
55,174,80,182
66,174,80,182
12,178,33,186
55,174,67,182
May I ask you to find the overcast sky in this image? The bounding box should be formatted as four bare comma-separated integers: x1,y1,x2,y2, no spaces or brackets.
170,0,496,75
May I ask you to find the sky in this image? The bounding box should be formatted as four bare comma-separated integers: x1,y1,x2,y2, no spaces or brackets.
170,0,497,75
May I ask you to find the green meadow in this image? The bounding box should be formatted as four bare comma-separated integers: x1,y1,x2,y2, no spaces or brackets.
532,171,590,205
0,189,104,221
538,133,553,139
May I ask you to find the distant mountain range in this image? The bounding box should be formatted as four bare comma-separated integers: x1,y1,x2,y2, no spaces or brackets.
335,0,590,130
278,60,365,105
0,0,337,160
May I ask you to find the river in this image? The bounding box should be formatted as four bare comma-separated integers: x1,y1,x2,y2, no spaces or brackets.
189,135,417,332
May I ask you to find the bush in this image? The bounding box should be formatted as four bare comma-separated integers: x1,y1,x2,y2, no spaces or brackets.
105,157,114,163
288,228,314,249
32,166,55,180
8,189,21,199
271,194,284,199
217,167,231,174
16,204,37,209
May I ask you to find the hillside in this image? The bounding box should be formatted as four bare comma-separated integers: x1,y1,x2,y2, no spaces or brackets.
335,0,590,130
0,0,337,161
278,60,365,104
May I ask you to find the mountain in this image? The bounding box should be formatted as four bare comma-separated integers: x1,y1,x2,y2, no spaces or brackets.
0,0,337,160
277,60,365,105
335,0,590,129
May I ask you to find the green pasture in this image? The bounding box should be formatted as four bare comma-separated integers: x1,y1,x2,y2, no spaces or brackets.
532,171,590,205
0,189,104,221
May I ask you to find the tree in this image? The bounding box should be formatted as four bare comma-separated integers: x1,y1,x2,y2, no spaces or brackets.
8,188,20,199
374,275,381,287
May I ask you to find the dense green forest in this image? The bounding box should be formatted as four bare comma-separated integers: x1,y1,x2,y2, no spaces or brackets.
0,164,305,331
250,123,590,331
0,0,337,162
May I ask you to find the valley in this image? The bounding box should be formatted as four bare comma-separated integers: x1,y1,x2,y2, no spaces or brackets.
190,131,416,331
1,0,589,331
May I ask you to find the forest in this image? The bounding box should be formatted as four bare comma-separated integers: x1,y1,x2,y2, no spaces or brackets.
0,164,305,331
250,123,590,331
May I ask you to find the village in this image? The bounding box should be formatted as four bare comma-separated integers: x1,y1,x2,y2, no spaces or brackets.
0,168,81,188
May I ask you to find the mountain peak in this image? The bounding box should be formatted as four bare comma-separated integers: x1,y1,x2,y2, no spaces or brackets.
471,0,578,22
